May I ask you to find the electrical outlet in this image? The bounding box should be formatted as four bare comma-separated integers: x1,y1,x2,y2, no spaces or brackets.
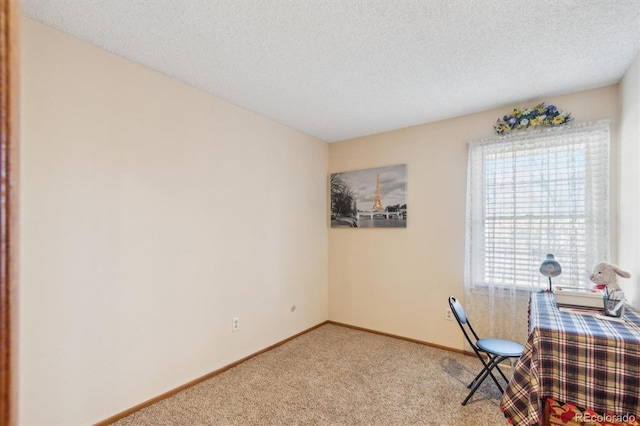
232,317,240,332
445,308,453,321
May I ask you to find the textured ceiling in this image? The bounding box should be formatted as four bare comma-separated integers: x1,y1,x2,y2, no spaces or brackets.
21,0,640,142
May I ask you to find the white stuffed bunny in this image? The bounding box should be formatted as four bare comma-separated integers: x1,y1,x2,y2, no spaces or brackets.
589,263,631,292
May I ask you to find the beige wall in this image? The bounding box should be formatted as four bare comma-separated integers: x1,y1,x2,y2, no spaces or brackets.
19,18,328,425
328,86,620,351
619,52,640,310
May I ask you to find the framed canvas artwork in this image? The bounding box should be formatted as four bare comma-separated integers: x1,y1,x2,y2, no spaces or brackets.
330,164,407,228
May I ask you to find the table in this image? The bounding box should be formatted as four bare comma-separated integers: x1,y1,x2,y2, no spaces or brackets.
500,291,640,425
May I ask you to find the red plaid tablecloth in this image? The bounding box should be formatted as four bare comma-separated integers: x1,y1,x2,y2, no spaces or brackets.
500,291,640,426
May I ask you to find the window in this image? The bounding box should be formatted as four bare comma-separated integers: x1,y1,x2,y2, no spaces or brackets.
465,121,610,290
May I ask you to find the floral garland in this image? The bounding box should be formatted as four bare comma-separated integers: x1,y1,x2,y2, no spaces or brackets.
494,102,573,135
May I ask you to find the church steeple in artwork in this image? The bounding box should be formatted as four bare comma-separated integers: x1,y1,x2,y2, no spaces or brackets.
372,173,384,211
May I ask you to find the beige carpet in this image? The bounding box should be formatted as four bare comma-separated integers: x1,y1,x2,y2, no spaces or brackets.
114,324,507,425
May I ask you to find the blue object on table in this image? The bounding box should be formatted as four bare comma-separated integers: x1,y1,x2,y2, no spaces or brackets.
539,253,562,292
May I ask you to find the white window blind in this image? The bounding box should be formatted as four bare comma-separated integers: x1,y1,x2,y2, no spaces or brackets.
465,121,610,290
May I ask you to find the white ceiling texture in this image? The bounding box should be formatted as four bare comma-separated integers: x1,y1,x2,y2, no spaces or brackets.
21,0,640,142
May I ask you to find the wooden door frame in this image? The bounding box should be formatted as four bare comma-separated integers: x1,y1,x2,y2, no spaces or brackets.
0,0,18,424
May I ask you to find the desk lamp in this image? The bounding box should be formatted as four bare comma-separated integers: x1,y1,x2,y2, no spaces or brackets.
539,254,562,292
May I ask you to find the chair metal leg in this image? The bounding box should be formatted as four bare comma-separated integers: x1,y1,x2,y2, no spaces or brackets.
461,355,511,405
467,367,486,388
468,350,493,386
488,357,507,392
467,355,509,392
463,366,493,405
462,364,498,405
485,355,508,392
468,352,506,392
494,362,510,384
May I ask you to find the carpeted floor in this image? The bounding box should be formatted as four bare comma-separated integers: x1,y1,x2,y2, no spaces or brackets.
114,324,508,425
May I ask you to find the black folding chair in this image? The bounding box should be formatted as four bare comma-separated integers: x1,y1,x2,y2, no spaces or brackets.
448,296,524,405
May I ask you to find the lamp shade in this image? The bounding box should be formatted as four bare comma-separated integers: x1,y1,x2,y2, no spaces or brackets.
540,254,562,278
